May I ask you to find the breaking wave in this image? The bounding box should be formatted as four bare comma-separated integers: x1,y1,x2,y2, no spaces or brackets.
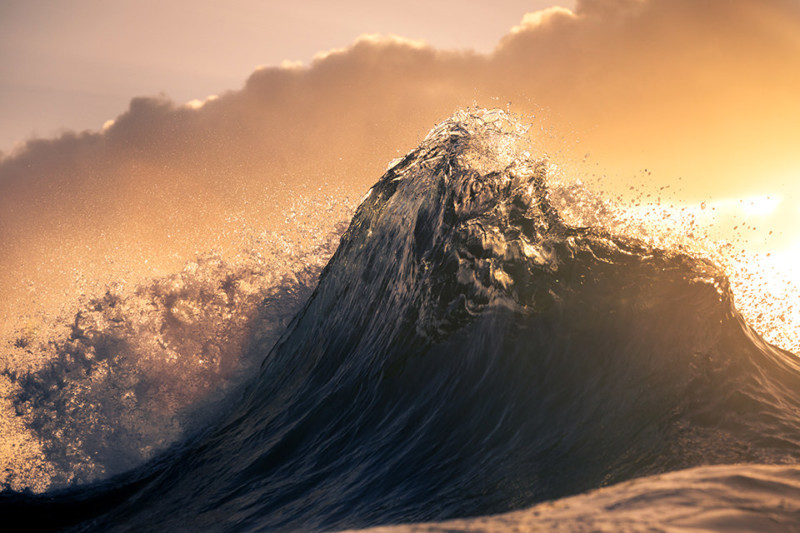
2,109,800,532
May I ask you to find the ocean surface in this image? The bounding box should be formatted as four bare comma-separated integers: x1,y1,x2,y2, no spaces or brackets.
2,109,800,531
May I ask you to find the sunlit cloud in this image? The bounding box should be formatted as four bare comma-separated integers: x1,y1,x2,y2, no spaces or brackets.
279,59,306,71
509,6,576,34
184,94,219,110
312,33,430,63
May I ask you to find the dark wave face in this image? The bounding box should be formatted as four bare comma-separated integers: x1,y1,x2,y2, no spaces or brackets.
3,109,800,532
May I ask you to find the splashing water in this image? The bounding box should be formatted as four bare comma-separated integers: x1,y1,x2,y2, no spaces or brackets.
546,170,800,355
0,195,355,492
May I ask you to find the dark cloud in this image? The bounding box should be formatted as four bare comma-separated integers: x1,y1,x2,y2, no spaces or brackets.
1,0,799,329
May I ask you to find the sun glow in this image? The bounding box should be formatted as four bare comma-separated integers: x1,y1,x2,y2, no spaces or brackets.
727,244,800,355
610,193,800,354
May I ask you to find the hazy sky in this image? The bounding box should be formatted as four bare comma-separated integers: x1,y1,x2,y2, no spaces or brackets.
0,0,574,151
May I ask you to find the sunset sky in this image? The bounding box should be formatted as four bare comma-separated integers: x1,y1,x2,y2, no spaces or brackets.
1,0,799,345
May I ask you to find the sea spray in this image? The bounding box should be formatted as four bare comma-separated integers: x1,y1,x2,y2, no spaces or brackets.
0,196,353,492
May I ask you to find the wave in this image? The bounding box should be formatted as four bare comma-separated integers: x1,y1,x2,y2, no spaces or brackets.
350,464,800,532
2,109,800,532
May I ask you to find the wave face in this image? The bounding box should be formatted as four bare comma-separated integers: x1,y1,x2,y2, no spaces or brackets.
3,109,800,532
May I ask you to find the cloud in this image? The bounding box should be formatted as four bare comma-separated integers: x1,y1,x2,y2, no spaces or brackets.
1,0,799,330
509,7,576,34
573,0,645,17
